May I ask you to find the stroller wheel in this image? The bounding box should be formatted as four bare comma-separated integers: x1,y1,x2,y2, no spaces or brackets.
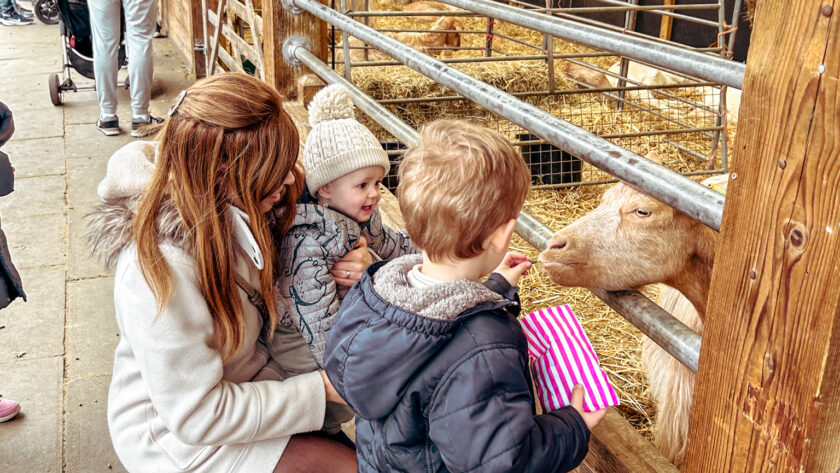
48,73,62,106
34,0,60,25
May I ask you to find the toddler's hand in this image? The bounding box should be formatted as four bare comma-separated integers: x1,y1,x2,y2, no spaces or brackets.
569,384,607,430
494,252,532,286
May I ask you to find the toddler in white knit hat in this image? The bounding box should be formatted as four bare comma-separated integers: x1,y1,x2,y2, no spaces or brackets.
269,85,417,432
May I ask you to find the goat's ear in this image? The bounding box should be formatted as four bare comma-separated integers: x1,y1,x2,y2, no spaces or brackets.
645,150,662,165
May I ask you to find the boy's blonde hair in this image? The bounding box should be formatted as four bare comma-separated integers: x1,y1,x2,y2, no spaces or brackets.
397,119,531,261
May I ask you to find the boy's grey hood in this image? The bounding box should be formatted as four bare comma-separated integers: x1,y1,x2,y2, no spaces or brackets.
327,255,512,419
373,254,504,320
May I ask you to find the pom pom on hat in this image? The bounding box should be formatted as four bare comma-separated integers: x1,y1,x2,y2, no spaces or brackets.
308,84,355,126
303,85,390,195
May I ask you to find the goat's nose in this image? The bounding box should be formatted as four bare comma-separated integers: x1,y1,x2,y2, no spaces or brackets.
547,236,568,250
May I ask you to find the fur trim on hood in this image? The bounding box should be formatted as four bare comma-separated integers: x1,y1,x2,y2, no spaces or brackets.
86,141,188,268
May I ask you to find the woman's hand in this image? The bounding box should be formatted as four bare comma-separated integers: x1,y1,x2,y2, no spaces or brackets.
320,371,347,405
331,237,373,286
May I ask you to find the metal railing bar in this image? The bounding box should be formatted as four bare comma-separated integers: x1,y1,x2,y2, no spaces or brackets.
285,40,702,372
551,3,722,13
437,0,742,87
586,0,720,27
540,8,731,57
372,80,718,104
372,28,483,33
340,54,547,67
494,32,544,51
289,0,725,230
334,51,621,68
663,138,713,162
347,10,486,18
533,168,725,190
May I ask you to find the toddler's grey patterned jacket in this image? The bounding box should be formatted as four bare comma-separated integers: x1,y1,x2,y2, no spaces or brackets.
270,192,416,367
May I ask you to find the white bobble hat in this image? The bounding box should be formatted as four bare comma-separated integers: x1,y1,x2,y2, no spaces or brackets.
303,84,390,194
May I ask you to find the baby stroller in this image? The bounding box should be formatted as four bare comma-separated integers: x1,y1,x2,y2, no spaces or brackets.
48,0,128,106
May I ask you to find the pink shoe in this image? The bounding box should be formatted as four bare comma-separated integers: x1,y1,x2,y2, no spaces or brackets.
0,399,21,422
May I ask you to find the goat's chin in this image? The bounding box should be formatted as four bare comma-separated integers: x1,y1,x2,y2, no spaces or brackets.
541,262,596,288
542,262,645,291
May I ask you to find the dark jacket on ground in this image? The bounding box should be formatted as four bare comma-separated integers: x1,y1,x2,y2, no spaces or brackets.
324,254,590,473
0,101,25,309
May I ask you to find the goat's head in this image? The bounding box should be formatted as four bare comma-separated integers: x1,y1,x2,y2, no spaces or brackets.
538,152,708,291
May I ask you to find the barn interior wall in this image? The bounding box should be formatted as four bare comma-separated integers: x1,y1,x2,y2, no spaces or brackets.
160,0,199,76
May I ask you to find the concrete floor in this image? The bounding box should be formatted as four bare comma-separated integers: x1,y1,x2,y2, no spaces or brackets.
0,19,193,472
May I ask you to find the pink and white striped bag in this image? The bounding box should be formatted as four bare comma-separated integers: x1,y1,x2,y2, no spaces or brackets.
520,304,619,413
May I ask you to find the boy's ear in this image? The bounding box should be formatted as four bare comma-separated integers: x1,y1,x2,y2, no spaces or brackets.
488,218,517,252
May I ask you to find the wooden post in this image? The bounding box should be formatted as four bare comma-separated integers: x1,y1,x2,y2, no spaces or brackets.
191,0,207,79
296,73,326,106
262,0,328,98
684,0,840,472
658,0,675,40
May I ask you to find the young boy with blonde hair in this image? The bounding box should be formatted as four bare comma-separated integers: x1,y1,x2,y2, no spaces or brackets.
324,119,605,472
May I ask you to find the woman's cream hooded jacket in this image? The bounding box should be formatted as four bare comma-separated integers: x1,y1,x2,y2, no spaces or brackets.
88,141,327,473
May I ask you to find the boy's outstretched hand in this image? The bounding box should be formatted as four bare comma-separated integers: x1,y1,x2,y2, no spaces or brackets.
494,252,532,286
569,384,607,430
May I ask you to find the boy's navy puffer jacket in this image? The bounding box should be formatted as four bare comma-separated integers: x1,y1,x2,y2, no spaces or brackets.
324,255,590,473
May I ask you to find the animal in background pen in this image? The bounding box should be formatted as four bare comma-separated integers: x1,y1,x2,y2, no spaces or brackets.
401,1,467,23
336,16,463,61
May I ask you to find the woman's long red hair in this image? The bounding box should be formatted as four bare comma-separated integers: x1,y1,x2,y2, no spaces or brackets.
133,73,303,361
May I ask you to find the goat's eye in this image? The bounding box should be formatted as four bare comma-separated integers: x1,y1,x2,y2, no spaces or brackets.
635,209,652,217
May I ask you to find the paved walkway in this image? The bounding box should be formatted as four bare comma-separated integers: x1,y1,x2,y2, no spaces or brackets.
0,20,193,472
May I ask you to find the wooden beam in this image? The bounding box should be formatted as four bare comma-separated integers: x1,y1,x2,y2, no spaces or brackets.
684,0,840,472
207,10,261,68
296,73,326,107
190,0,207,79
262,0,327,98
574,409,678,473
228,0,263,37
658,0,675,40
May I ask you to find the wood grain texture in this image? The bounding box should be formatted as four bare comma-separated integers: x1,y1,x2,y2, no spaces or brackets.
574,409,679,473
658,0,675,40
263,0,328,98
684,1,840,472
161,0,193,70
190,0,207,78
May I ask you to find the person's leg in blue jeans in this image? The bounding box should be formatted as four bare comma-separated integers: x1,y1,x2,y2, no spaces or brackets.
88,0,122,135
